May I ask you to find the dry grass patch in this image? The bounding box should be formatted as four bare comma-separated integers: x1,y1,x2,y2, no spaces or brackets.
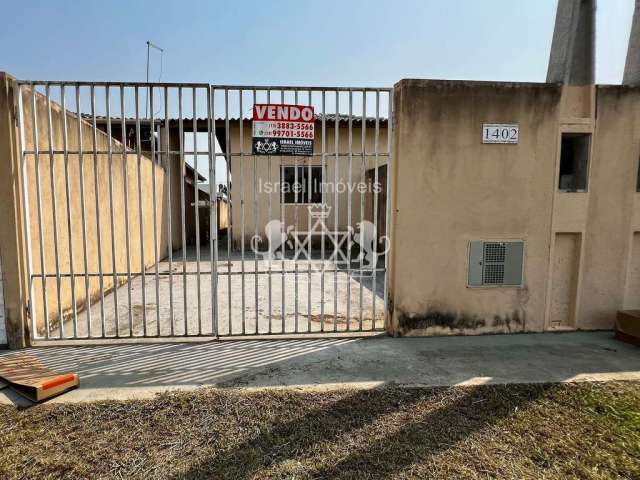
0,382,638,479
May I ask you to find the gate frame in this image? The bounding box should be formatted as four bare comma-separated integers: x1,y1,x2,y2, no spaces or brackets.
8,77,394,345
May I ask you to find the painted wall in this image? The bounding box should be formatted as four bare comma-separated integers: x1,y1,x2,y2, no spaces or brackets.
21,89,169,336
576,86,640,329
389,79,640,336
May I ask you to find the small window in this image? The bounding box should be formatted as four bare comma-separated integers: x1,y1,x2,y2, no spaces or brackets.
636,154,640,192
468,240,524,287
280,166,323,204
558,133,590,192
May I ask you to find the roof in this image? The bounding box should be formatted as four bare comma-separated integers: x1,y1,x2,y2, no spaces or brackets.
184,162,206,182
83,114,388,126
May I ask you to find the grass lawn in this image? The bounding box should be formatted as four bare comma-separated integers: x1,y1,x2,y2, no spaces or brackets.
0,382,638,479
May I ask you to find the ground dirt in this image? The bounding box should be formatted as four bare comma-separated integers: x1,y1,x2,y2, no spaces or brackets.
0,382,639,479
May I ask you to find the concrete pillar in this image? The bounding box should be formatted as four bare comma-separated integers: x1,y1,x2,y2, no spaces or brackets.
0,72,29,348
547,0,596,85
624,1,640,86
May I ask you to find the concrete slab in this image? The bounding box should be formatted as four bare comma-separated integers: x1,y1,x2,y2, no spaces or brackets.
49,246,384,338
0,331,638,404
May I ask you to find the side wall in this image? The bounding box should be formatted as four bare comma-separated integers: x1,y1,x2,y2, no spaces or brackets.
576,86,640,328
390,79,640,336
21,88,169,336
390,80,561,335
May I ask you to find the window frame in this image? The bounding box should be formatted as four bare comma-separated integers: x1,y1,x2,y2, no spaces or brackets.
557,132,592,193
280,164,324,205
636,149,640,192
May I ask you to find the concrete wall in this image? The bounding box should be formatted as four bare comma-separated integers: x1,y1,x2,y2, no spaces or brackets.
0,73,29,348
389,79,640,336
228,122,389,248
576,86,640,329
21,88,169,336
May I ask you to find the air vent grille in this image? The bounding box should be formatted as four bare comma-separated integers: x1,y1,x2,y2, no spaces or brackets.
468,240,524,287
483,264,505,284
483,242,506,264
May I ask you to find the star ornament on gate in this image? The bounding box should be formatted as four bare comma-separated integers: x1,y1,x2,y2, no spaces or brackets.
291,204,353,265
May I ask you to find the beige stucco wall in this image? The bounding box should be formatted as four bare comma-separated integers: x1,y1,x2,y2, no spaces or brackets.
227,122,389,248
390,80,561,336
0,73,29,347
21,89,169,335
574,86,640,329
389,79,640,336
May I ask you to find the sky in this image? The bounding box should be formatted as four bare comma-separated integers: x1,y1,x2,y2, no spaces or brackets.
0,0,634,86
1,1,634,185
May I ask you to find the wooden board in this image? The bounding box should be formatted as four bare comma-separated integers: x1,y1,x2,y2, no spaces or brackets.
616,310,640,346
0,353,79,402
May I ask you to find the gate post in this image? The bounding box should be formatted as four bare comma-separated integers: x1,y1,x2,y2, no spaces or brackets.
0,72,29,348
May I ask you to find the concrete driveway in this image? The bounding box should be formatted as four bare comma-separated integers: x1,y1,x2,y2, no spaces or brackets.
56,245,385,339
1,331,639,405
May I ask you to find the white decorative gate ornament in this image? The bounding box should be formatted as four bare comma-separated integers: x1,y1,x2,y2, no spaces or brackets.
251,204,390,277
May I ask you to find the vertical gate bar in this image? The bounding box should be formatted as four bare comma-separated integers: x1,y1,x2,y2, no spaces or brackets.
207,86,218,337
306,89,312,333
90,87,106,335
264,90,273,333
164,86,174,335
239,90,246,335
105,87,120,337
254,89,260,334
192,88,201,335
46,86,64,336
134,86,147,336
61,85,79,337
30,86,50,338
346,89,353,331
178,88,187,334
333,91,339,332
293,89,299,333
120,86,133,336
149,87,161,335
372,90,380,330
320,90,326,331
16,86,36,340
75,86,92,337
359,90,366,331
383,90,392,331
224,88,232,335
279,90,285,333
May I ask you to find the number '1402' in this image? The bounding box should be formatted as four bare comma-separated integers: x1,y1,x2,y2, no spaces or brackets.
482,124,519,144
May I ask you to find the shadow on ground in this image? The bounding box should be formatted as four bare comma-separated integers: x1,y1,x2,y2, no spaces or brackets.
0,331,638,407
175,383,560,478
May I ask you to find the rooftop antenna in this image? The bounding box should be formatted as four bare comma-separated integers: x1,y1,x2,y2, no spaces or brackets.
145,40,164,117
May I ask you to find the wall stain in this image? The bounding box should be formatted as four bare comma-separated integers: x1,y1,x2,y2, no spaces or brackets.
397,308,523,336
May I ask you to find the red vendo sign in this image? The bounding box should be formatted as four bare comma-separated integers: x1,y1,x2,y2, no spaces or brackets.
253,104,314,122
252,104,315,156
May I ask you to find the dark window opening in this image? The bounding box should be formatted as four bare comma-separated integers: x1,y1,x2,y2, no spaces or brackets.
281,166,323,204
636,155,640,192
558,133,590,192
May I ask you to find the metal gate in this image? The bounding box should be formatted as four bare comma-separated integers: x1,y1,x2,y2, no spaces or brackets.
15,81,392,340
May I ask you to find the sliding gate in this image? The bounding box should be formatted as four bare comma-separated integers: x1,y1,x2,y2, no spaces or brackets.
16,81,393,340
